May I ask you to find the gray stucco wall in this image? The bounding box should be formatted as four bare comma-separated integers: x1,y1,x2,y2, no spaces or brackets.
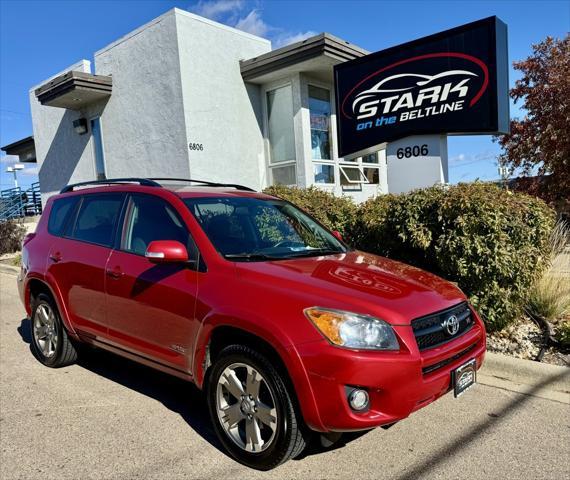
94,10,190,180
30,9,271,202
174,10,271,190
29,60,97,203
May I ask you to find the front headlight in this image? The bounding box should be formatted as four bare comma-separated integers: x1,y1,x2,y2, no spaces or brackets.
304,307,399,350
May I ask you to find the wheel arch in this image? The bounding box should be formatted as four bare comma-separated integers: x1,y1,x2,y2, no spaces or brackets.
194,321,326,432
25,277,77,336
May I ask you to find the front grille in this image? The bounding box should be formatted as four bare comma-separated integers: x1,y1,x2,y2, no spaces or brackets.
411,302,473,351
422,342,477,375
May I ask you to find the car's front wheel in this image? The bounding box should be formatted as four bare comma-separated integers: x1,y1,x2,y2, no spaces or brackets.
206,345,307,470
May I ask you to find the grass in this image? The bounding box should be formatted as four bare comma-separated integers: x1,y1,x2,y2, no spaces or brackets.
10,253,21,267
526,272,570,321
525,220,570,322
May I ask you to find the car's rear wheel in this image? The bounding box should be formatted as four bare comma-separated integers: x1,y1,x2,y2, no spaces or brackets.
31,293,78,368
206,345,307,470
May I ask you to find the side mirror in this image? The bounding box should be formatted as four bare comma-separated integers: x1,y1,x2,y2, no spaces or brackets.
332,230,344,242
145,240,189,264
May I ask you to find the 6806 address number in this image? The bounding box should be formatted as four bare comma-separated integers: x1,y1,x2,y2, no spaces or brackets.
396,144,429,159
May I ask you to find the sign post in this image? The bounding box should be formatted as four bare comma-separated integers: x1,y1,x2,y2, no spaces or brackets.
386,135,447,194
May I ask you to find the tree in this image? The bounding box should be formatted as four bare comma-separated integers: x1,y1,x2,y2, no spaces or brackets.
496,35,569,200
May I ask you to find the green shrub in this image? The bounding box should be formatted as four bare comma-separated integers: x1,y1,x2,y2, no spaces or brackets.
353,183,556,331
264,183,556,331
263,185,357,235
0,220,26,255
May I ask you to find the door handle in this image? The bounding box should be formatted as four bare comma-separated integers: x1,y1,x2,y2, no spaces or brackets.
105,266,124,279
49,252,62,263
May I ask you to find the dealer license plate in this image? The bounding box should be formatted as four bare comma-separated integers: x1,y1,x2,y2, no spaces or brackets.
452,358,477,397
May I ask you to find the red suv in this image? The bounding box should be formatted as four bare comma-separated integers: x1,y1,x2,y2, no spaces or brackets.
18,178,486,470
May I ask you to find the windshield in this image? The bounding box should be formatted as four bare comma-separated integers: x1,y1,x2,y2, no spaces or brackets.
184,196,347,261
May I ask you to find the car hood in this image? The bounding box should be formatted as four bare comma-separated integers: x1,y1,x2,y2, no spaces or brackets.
236,250,466,325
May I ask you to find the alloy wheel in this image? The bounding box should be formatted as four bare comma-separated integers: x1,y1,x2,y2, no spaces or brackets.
215,362,278,453
33,303,59,358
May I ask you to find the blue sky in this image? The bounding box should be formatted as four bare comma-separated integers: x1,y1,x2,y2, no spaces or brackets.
1,0,568,189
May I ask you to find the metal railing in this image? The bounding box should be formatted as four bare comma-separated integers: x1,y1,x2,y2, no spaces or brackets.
0,182,42,222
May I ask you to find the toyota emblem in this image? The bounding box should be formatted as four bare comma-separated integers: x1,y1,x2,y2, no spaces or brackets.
443,315,460,335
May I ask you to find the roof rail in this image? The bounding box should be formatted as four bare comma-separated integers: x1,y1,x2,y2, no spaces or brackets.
149,178,256,192
60,178,161,193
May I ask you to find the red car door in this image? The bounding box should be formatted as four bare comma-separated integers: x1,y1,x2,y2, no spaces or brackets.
47,193,125,339
104,193,200,373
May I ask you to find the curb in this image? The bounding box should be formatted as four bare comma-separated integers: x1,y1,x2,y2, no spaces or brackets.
0,264,19,276
480,352,570,404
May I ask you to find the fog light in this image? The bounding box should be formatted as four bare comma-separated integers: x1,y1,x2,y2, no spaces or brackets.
348,388,369,411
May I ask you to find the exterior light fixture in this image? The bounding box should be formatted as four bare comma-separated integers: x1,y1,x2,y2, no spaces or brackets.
73,118,88,135
348,388,369,411
5,163,25,188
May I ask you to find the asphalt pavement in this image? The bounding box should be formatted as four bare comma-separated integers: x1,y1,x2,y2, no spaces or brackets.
1,271,569,479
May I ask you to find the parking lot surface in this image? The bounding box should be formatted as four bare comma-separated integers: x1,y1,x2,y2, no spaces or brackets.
1,271,569,479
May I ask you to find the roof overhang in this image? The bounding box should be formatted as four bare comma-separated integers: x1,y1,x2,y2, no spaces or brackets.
35,71,112,110
240,33,368,84
1,136,36,163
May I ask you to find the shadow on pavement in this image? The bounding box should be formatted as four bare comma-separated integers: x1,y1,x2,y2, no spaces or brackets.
17,317,222,454
16,317,370,461
394,368,570,480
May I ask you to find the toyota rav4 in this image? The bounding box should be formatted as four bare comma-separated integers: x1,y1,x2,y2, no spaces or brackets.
18,178,486,470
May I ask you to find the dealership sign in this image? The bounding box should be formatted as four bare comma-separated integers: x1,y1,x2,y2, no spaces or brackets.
334,16,509,158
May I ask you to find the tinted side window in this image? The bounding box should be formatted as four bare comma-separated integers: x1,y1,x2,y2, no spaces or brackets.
48,197,79,236
71,194,124,247
123,195,195,258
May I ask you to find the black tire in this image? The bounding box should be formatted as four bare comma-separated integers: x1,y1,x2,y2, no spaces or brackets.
206,344,307,470
30,293,78,368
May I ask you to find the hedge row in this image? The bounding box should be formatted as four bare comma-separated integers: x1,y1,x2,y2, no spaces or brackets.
264,183,556,331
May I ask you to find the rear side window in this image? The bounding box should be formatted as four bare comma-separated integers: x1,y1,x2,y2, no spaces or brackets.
48,197,79,236
71,194,124,247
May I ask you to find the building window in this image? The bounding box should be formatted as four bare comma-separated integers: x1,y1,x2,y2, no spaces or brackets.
314,164,334,184
91,118,106,180
363,167,380,184
267,86,295,164
362,152,379,164
266,85,296,185
272,165,296,185
340,165,367,186
308,85,331,160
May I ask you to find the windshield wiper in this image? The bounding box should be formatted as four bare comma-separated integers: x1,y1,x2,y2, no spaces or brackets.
225,248,343,262
283,248,343,258
224,253,280,261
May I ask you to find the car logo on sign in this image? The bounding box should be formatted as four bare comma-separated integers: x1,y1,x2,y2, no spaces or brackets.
442,315,460,335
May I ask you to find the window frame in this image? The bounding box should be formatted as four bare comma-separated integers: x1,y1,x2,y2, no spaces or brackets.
308,84,333,162
338,153,382,187
313,162,335,185
262,81,298,187
264,83,297,167
339,165,369,185
306,81,336,185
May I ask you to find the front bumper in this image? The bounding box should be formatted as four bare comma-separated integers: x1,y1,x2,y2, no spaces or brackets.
295,309,486,432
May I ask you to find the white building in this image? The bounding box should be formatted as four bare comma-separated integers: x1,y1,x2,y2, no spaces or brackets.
8,8,448,204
